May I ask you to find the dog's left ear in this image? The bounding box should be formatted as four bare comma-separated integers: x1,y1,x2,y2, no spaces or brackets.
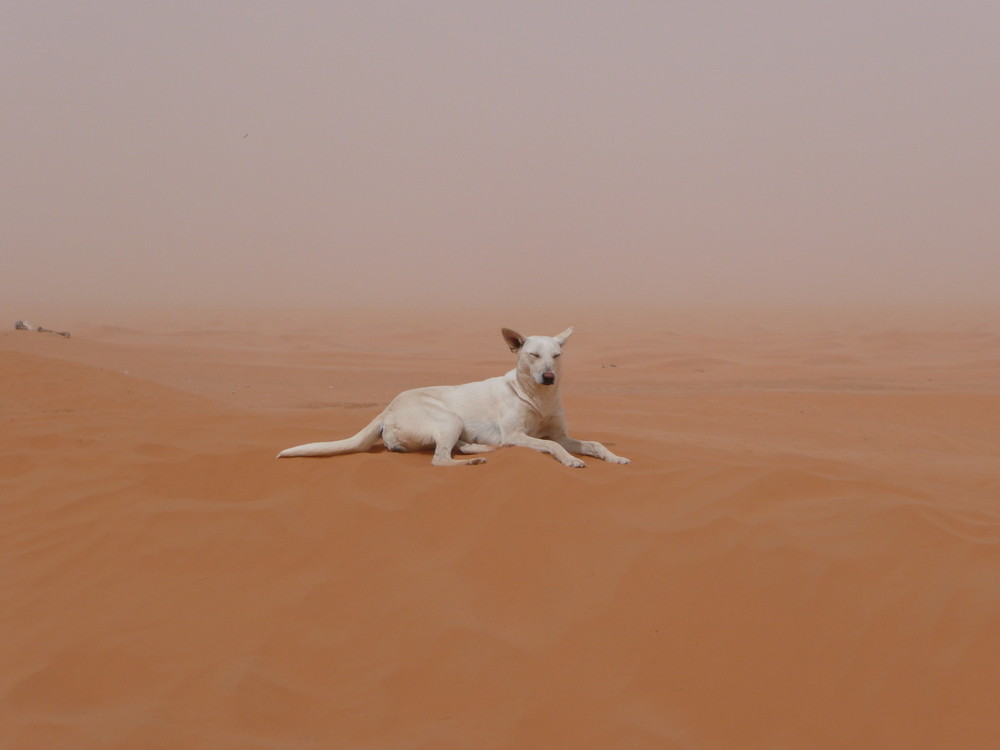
554,327,574,346
502,328,525,352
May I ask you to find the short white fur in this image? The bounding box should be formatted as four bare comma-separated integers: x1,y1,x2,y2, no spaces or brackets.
277,327,630,467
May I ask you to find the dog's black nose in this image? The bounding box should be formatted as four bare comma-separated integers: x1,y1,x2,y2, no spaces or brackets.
542,372,555,385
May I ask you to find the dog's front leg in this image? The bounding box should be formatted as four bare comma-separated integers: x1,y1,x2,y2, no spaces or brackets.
556,436,630,465
505,434,586,468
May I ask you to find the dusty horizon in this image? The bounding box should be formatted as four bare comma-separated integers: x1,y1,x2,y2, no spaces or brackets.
3,1,998,313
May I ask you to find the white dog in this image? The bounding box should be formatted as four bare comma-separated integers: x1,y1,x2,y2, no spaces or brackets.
277,327,630,468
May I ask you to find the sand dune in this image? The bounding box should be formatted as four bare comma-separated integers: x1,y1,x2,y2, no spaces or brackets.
2,306,999,749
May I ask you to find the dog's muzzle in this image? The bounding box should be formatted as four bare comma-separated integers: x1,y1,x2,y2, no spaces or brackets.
541,372,556,385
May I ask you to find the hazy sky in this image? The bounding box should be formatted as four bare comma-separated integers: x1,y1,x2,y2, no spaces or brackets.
3,1,998,310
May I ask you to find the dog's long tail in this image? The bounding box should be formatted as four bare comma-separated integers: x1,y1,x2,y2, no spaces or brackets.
276,413,384,458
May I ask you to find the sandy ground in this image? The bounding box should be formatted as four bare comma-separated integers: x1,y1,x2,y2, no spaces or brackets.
2,305,999,749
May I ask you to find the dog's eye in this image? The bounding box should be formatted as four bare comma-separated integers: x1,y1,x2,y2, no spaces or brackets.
529,352,540,358
553,353,561,358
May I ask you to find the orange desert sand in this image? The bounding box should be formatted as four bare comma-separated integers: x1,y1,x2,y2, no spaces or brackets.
2,305,999,750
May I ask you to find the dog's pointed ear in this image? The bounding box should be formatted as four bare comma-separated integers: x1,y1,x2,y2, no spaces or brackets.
554,327,574,346
502,328,525,352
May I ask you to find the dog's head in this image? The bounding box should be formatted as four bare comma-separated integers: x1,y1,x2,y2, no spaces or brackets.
502,327,573,386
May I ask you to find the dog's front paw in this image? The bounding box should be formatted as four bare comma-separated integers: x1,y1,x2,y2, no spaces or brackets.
607,455,631,465
564,457,587,468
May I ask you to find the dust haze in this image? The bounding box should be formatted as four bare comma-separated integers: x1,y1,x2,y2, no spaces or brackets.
3,1,998,313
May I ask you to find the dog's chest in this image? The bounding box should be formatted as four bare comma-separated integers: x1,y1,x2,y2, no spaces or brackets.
461,401,548,444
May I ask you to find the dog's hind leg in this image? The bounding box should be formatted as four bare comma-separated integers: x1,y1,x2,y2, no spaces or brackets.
456,441,498,455
431,421,487,466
